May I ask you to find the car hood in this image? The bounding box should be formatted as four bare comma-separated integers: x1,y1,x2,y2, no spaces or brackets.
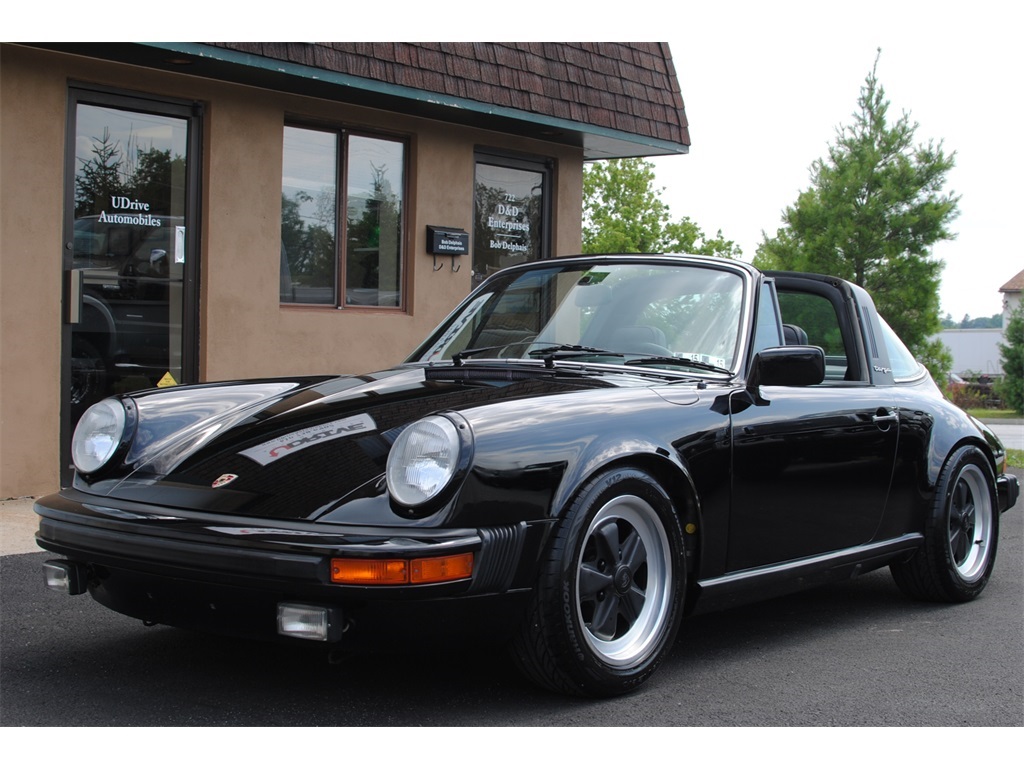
85,363,639,520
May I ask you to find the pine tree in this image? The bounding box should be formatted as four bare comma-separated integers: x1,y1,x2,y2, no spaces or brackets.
755,51,959,382
997,305,1024,413
75,128,127,217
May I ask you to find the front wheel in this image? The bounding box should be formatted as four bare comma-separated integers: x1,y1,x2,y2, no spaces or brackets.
891,445,999,602
512,468,685,696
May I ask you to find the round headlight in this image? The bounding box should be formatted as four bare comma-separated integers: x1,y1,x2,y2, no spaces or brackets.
72,398,127,474
387,416,461,507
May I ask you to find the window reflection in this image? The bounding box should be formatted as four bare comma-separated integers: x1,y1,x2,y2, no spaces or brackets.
281,126,338,305
71,103,189,421
346,136,403,308
281,127,405,308
473,161,547,287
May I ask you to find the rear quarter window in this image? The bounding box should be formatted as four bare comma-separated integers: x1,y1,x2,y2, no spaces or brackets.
878,316,925,381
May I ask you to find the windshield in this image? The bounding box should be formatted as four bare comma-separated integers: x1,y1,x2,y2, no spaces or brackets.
410,261,747,374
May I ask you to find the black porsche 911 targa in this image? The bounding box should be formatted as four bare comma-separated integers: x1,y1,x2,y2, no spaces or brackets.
36,254,1019,696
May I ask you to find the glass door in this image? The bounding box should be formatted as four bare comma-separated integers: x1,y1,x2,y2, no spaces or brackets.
473,151,552,289
62,89,201,483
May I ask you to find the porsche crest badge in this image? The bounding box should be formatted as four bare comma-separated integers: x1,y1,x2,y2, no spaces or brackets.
212,473,239,488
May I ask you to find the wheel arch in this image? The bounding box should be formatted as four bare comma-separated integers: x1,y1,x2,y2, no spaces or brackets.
551,449,704,603
928,435,1001,492
910,396,1005,492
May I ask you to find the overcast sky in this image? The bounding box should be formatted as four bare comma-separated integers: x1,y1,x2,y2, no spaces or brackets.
651,0,1022,321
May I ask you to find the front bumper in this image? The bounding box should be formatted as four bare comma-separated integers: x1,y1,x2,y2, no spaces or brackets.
997,472,1020,514
35,489,541,641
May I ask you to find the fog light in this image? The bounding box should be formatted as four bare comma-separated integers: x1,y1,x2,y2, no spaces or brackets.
43,560,87,595
277,603,342,642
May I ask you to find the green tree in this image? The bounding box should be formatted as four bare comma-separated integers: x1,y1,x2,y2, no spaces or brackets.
128,146,186,215
996,305,1024,414
754,52,959,383
583,158,740,258
75,128,127,217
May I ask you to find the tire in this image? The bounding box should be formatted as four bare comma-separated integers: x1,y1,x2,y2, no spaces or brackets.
512,467,685,696
891,445,999,602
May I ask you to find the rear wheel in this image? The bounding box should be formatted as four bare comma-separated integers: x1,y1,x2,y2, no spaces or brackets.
512,467,685,696
891,446,998,602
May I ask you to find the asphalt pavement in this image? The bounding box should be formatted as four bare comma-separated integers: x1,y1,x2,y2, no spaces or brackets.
0,497,41,557
988,420,1024,450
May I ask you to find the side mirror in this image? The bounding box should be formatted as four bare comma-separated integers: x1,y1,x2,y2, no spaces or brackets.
747,345,825,394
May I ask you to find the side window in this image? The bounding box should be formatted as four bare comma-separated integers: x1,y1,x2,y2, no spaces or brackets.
777,290,860,382
878,315,925,381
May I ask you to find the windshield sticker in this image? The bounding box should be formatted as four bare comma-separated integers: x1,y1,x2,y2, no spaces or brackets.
239,414,377,466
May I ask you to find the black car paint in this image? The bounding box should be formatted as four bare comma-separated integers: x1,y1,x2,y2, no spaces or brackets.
35,254,1018,677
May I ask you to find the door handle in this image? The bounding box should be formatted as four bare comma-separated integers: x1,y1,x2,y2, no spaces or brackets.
67,268,85,324
872,408,898,430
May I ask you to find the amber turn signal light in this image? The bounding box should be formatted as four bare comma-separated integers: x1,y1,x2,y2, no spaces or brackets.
331,558,408,584
331,553,473,585
410,552,474,583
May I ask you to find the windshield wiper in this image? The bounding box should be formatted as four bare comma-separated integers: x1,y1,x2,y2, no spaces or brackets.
451,345,510,365
529,344,625,369
528,344,623,360
624,355,732,375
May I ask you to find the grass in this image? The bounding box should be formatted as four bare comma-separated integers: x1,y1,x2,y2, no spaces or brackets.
1007,449,1024,469
965,408,1020,421
962,409,1022,468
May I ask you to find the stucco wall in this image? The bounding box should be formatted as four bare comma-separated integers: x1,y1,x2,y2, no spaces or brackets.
1,46,67,496
0,44,583,497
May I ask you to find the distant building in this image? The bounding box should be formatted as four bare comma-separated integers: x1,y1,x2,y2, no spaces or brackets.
939,328,1004,376
1000,268,1024,324
939,268,1023,378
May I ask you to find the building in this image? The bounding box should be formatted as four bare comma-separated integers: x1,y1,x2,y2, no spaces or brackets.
1000,268,1024,324
939,329,1005,377
937,268,1024,383
0,43,690,497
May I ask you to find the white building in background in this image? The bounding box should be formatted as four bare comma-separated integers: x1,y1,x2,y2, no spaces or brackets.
1000,268,1024,324
937,268,1023,378
939,328,1004,376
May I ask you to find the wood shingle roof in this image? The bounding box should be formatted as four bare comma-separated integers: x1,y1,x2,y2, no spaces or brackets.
26,42,690,158
206,42,690,157
999,269,1024,293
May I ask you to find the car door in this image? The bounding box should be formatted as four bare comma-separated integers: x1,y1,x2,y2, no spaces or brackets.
726,282,899,571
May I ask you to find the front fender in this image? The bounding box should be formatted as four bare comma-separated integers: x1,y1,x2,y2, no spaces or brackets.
454,386,729,530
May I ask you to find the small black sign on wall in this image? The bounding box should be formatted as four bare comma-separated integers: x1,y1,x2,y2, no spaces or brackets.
427,226,469,256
